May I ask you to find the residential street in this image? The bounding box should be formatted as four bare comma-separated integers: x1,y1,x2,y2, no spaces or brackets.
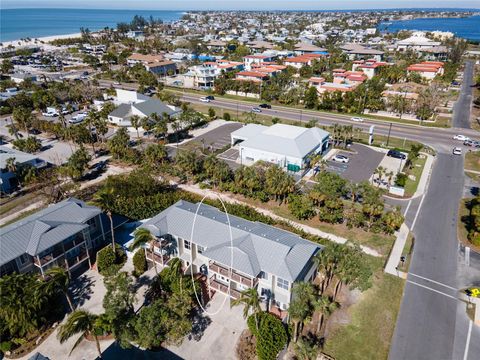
389,62,480,360
453,60,475,129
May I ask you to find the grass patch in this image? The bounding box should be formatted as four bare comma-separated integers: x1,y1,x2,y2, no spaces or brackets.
398,232,414,271
0,192,40,217
0,208,44,228
403,155,427,197
465,151,480,173
323,272,404,360
458,199,480,252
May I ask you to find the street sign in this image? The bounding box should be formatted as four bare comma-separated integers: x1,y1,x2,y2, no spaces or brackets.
466,288,480,298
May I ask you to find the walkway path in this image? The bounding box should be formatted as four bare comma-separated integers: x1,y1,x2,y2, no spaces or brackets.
176,183,382,257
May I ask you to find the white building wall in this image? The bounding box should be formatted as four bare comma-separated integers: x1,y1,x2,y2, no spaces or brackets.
239,146,303,168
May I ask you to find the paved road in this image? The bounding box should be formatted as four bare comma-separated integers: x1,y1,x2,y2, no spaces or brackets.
453,60,475,129
389,62,480,360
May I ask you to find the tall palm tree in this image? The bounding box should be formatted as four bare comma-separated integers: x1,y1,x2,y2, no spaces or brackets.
40,267,75,312
57,310,102,358
130,228,158,274
93,187,117,253
289,282,317,342
231,287,262,330
294,336,319,360
314,295,339,334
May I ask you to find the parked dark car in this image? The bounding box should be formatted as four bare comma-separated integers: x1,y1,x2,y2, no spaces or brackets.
205,95,215,100
259,103,271,109
387,149,406,160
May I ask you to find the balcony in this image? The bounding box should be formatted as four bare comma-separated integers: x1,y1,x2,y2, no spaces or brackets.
63,236,85,252
66,251,89,268
146,249,170,265
209,261,257,287
209,278,241,299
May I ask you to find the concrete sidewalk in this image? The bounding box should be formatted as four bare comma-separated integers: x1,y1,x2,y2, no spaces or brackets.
384,223,409,278
176,183,382,257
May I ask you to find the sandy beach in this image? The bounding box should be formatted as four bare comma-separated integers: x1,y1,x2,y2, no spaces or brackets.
0,33,82,51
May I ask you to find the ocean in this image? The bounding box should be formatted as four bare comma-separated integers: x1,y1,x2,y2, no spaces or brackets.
379,15,480,42
0,8,183,42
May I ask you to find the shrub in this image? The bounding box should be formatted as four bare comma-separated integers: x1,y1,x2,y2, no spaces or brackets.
12,137,42,153
0,341,12,353
288,194,315,220
133,250,147,276
394,173,408,187
223,112,231,121
247,312,288,360
96,244,126,276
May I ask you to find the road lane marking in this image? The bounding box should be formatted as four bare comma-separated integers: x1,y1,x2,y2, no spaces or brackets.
407,280,457,300
408,273,458,291
410,194,425,231
463,320,473,360
403,199,412,216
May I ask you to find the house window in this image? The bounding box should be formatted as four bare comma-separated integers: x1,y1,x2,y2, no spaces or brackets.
259,271,268,280
19,254,29,265
197,245,205,254
184,240,191,250
276,277,289,290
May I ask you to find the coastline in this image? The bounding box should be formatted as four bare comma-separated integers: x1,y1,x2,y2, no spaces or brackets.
0,33,82,50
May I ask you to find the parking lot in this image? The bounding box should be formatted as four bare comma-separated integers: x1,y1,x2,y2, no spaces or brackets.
324,144,385,183
182,122,243,152
218,148,239,161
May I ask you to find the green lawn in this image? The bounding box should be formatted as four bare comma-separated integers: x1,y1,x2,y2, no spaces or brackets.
323,272,405,360
398,232,414,271
403,155,427,197
465,151,480,173
0,208,44,228
0,192,40,217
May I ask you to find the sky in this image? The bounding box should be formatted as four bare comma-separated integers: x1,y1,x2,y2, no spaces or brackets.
3,0,480,10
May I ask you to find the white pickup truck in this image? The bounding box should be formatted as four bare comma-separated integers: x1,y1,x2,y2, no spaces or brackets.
68,112,87,124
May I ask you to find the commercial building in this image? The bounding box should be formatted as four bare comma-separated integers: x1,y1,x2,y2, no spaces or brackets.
0,198,126,278
140,200,322,312
231,123,330,171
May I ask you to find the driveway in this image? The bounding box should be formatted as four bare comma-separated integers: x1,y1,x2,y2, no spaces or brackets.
168,293,247,360
184,122,243,152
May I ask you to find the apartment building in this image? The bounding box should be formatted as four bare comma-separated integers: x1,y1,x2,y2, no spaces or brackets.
183,65,220,89
407,61,444,80
140,200,322,312
127,53,177,76
351,59,389,79
283,54,325,69
0,198,125,278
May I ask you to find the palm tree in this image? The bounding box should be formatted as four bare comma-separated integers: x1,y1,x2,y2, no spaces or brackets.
93,187,117,253
294,336,319,360
314,295,338,334
231,287,262,330
57,310,102,358
130,115,141,138
5,157,17,173
289,282,317,342
40,267,75,312
130,227,158,274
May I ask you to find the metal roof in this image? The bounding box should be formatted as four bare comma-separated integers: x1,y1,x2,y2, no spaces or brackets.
0,145,38,169
232,123,330,159
0,198,101,266
141,200,322,281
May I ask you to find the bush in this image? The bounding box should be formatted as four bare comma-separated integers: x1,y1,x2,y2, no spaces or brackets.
0,341,12,353
12,137,42,153
247,312,288,360
223,112,231,121
288,194,315,220
133,250,147,276
96,244,126,276
394,173,408,187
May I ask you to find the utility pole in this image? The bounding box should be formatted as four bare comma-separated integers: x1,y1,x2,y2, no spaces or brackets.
386,122,392,147
236,101,239,121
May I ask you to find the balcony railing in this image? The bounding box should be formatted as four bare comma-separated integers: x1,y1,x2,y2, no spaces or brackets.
64,236,85,252
209,261,257,287
209,278,241,299
146,250,170,265
66,251,89,268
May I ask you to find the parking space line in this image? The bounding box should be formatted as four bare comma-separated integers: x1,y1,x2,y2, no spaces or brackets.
408,273,457,291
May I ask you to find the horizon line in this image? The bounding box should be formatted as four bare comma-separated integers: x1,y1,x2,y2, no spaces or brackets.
2,6,480,11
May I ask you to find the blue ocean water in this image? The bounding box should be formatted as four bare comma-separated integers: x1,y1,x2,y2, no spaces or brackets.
0,8,183,42
379,15,480,42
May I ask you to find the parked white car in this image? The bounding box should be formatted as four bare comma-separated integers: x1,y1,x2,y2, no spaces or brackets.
200,97,211,103
42,111,58,117
453,135,469,141
351,117,364,122
452,147,462,155
332,154,350,163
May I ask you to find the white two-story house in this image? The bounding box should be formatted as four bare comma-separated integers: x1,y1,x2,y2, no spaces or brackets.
140,200,322,314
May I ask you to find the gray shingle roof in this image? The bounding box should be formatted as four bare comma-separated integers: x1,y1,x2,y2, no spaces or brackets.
141,200,321,281
0,145,38,169
0,198,100,266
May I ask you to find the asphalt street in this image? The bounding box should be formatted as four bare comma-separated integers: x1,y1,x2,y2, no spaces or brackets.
389,63,480,360
453,60,475,129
